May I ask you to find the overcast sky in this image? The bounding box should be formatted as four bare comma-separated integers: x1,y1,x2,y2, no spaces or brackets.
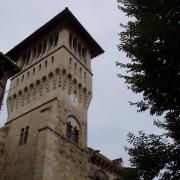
0,0,160,166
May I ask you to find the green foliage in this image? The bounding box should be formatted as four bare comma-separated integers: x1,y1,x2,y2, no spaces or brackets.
125,132,180,179
117,0,180,179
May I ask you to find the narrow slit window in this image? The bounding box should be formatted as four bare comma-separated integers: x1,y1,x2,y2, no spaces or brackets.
54,33,59,46
69,33,73,48
19,128,24,145
33,68,35,75
45,60,48,67
23,126,29,144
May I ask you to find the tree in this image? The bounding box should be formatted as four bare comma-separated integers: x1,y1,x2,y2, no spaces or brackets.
117,0,180,179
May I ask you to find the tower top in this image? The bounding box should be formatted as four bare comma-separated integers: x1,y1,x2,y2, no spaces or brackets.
6,7,104,60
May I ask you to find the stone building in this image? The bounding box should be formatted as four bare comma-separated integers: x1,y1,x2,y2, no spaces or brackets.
0,8,136,180
0,52,19,110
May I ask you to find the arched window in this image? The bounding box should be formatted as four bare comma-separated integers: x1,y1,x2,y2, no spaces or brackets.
66,116,80,145
19,126,29,145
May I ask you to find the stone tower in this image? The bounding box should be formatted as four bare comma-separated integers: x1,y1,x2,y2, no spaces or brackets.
0,8,104,180
0,8,137,180
6,7,103,148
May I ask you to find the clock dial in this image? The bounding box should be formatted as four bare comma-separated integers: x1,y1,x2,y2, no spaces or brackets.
70,94,78,106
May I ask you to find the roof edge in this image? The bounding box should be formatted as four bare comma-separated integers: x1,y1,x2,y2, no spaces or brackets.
6,7,104,60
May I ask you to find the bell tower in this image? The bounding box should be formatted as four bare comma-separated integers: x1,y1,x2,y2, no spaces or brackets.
1,8,104,180
6,8,103,148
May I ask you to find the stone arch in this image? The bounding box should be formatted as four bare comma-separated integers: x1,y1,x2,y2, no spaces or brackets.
66,115,81,145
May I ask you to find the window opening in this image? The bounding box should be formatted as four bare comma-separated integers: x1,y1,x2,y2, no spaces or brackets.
42,41,47,54
45,60,48,67
27,71,30,78
69,33,73,48
66,117,80,145
20,128,24,145
33,68,35,75
51,56,54,63
23,126,29,144
22,75,24,82
73,38,77,52
54,33,59,46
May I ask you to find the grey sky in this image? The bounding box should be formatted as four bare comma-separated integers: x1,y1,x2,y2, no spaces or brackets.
0,0,159,166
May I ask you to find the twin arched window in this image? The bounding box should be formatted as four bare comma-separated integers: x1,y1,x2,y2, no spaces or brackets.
20,126,29,145
66,116,79,145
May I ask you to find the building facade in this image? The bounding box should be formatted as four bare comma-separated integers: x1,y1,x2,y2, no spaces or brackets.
0,8,136,180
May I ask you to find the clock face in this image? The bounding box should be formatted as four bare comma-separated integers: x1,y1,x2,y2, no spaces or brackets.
70,94,78,106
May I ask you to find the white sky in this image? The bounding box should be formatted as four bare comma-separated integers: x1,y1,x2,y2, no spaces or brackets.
0,0,160,166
